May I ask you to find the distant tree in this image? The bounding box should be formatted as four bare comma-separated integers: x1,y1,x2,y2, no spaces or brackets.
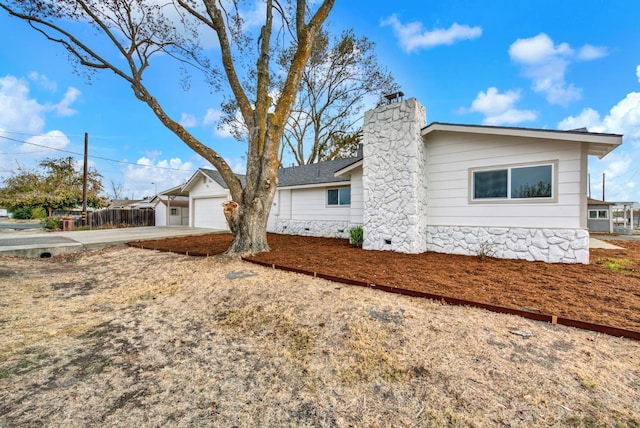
0,157,106,215
278,29,398,165
110,180,124,200
0,0,335,255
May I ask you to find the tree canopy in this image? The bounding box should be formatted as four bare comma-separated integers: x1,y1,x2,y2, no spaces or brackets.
278,29,398,165
0,0,335,254
0,157,106,215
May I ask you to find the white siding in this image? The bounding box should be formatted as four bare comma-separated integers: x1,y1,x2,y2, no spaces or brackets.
349,169,364,224
168,206,188,226
187,176,229,228
193,197,228,229
155,203,167,226
290,186,351,221
425,132,585,229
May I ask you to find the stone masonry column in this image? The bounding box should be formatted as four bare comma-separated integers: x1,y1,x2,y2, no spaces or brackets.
362,98,428,253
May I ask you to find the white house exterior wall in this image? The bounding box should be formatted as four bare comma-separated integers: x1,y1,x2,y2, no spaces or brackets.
155,203,167,226
187,177,229,228
267,179,362,238
425,132,584,229
361,98,591,264
349,169,364,224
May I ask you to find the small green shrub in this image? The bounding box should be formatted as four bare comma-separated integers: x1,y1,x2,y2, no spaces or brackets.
349,226,364,248
11,207,32,219
42,216,63,230
31,207,47,219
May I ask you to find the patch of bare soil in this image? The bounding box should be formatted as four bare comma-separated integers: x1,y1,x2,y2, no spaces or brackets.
0,246,639,426
129,233,640,332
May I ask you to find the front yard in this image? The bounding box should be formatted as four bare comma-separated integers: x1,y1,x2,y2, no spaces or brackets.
0,244,638,426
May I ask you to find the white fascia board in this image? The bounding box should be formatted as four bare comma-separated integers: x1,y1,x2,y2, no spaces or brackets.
422,123,622,159
334,160,363,178
278,182,350,191
181,169,208,192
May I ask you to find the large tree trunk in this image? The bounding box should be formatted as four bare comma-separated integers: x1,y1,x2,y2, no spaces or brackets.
222,148,278,255
223,197,273,255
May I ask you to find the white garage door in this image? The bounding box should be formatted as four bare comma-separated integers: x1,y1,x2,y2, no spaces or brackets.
193,197,229,229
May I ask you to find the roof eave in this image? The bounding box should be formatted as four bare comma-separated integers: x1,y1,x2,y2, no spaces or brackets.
422,122,622,159
335,159,363,178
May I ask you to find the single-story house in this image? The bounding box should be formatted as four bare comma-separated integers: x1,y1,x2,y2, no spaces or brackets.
587,198,614,233
151,186,190,226
180,98,622,264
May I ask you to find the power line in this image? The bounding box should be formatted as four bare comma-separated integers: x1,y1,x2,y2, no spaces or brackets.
0,134,196,173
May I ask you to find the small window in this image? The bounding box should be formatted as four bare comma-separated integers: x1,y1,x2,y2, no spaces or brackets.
589,209,608,219
170,208,179,216
472,162,555,202
328,187,351,206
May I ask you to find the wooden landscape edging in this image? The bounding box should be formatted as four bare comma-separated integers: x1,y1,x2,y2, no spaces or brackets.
242,258,640,341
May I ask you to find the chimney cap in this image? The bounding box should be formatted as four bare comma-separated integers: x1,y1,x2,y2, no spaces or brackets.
384,91,405,101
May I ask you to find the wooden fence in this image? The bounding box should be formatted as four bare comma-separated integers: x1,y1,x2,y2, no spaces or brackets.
74,208,155,229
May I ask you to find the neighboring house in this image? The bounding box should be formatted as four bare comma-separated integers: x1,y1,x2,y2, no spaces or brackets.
152,186,190,226
107,198,152,209
181,98,622,264
181,168,246,229
587,198,614,233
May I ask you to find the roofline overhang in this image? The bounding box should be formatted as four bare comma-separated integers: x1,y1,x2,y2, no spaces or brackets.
334,159,363,178
421,122,623,159
278,181,350,191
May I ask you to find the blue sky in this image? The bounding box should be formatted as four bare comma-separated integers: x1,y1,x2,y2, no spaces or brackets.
0,1,639,201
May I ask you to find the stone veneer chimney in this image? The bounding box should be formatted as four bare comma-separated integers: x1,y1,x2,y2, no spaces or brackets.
362,98,428,253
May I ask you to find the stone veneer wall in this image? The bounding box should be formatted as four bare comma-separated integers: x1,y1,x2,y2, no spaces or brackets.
362,98,428,253
426,226,590,264
270,220,358,239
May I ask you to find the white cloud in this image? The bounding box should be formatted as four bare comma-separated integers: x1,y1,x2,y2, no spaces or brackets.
578,44,608,60
561,92,640,138
122,156,195,199
509,33,606,106
381,14,481,53
560,68,640,201
557,107,603,131
28,72,57,92
180,113,197,128
603,92,640,138
636,65,640,83
509,33,573,64
203,108,222,126
204,107,245,139
50,87,81,117
468,87,537,125
20,130,71,153
603,153,632,180
0,75,46,134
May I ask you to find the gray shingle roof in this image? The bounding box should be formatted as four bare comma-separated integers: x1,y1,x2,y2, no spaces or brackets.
277,155,362,187
199,168,246,189
199,153,362,190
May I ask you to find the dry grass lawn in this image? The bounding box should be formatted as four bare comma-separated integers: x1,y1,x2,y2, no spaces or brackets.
1,246,639,427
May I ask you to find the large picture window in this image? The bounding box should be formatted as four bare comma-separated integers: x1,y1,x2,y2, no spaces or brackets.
328,187,351,206
472,162,555,201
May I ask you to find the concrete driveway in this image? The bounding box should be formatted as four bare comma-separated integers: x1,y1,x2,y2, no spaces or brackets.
0,226,222,258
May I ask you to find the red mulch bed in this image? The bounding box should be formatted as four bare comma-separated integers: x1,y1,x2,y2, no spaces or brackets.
128,233,640,333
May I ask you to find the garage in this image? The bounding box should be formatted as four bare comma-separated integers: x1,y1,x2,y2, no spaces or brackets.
192,197,229,229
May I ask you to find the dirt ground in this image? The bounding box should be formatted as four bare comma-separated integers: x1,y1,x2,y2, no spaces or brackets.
0,246,639,426
129,233,640,332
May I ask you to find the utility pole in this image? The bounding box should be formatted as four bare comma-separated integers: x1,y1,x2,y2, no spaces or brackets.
82,132,88,226
602,172,605,201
